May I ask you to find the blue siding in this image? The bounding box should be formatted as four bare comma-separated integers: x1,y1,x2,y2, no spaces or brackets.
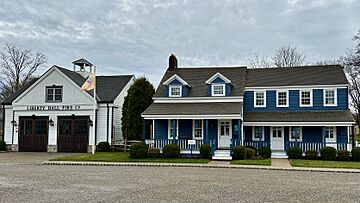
208,119,217,141
244,88,348,112
182,86,190,97
244,126,252,141
212,77,225,83
163,86,169,97
337,126,347,143
302,127,323,142
154,120,168,139
179,119,192,139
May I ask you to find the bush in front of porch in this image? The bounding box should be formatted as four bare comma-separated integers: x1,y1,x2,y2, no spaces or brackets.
352,147,360,161
200,144,212,159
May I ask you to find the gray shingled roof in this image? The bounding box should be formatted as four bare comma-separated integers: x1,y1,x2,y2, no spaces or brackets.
244,111,354,123
142,102,243,116
2,66,133,104
245,65,349,87
154,67,247,98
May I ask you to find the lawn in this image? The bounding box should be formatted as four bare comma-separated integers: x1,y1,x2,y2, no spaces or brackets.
290,159,360,169
50,152,210,163
231,159,271,166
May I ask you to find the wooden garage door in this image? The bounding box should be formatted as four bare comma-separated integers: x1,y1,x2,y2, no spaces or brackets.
57,116,89,153
19,117,48,152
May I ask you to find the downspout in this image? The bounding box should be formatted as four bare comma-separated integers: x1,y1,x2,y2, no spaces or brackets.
1,105,5,141
106,103,109,143
11,110,15,145
111,106,114,144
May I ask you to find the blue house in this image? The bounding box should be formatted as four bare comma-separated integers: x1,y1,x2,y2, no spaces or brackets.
142,55,354,159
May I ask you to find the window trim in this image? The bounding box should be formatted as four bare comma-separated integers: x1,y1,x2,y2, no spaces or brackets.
192,119,203,140
325,126,337,142
323,88,337,107
168,120,179,139
254,91,266,108
169,85,182,97
45,86,63,103
211,84,226,97
270,126,284,138
276,90,289,107
299,89,313,107
289,126,303,142
252,126,265,141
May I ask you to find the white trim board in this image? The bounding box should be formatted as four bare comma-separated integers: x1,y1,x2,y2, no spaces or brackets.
245,84,349,91
142,114,243,119
153,96,243,103
243,122,354,126
163,74,191,86
206,72,231,84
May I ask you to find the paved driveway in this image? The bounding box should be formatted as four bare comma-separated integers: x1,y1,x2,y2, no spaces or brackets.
0,153,360,202
0,152,79,164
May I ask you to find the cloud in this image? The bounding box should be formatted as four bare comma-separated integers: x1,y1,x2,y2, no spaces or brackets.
0,0,359,85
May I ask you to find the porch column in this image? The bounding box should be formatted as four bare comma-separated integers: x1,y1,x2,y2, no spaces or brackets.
259,126,263,147
205,119,209,144
323,127,326,146
238,119,241,145
351,125,355,148
172,119,176,144
294,127,298,146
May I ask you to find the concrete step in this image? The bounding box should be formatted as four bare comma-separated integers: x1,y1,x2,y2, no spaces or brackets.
213,150,232,160
271,150,288,159
212,156,232,160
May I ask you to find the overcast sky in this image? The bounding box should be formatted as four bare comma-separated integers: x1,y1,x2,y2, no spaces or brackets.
0,0,359,86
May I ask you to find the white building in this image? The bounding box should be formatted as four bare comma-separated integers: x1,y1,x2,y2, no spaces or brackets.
1,58,134,152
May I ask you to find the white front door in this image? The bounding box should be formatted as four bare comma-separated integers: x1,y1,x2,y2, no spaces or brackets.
271,127,284,150
218,120,232,148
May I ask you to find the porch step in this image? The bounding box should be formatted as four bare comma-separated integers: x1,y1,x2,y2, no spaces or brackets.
271,150,288,159
212,150,232,160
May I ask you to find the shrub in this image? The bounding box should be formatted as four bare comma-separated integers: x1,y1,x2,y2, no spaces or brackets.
258,146,271,159
232,146,246,160
162,144,180,158
147,148,161,158
288,147,302,159
337,150,351,161
130,142,148,158
320,146,336,160
351,147,360,161
96,142,111,152
0,140,6,151
305,150,318,160
245,147,256,159
245,146,257,154
200,144,212,159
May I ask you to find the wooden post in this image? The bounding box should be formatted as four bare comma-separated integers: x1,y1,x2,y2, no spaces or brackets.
259,127,262,148
323,127,327,146
172,119,176,144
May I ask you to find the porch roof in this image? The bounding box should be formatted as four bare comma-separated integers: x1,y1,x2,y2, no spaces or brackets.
244,110,354,124
142,102,242,119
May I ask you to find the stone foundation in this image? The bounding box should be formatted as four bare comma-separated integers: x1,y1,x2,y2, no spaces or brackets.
47,145,57,152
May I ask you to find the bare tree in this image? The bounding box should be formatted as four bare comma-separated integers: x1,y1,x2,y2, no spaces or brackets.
341,30,360,128
0,43,47,101
272,44,305,67
248,53,272,68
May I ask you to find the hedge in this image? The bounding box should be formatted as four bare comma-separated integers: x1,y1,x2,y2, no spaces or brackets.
258,146,271,159
162,144,180,158
245,147,256,159
232,146,246,160
200,144,212,159
288,147,302,159
305,150,318,160
130,142,148,158
0,140,6,151
351,147,360,161
320,146,336,160
147,148,161,158
96,142,111,152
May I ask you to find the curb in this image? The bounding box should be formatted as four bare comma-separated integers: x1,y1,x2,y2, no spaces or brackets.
42,161,360,174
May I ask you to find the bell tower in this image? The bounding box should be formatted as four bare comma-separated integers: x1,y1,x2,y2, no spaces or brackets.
72,58,94,78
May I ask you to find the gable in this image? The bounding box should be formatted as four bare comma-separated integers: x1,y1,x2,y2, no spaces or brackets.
163,74,190,86
13,67,94,105
206,72,231,84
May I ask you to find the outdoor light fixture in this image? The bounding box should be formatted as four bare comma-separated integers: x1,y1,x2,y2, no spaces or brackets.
11,120,17,126
49,118,54,126
88,119,93,127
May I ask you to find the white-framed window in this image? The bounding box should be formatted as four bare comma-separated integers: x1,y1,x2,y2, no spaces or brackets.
300,89,313,107
323,89,337,106
168,120,179,139
169,85,182,97
254,91,266,107
271,127,283,138
212,84,225,96
46,86,63,102
276,90,289,107
193,119,203,139
289,126,302,142
325,126,336,142
252,126,264,141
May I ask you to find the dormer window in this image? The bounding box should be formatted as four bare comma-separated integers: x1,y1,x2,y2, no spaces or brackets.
212,84,225,96
169,85,182,97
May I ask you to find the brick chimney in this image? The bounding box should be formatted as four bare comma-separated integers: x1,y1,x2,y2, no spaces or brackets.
168,54,178,70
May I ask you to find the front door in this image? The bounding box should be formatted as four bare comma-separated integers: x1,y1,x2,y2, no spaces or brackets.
218,120,232,149
271,127,284,150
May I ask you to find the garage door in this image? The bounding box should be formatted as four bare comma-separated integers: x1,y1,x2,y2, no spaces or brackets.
57,116,89,153
19,117,48,152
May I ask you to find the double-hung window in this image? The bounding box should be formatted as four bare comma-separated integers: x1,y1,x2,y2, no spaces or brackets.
212,84,225,96
168,120,178,139
193,120,203,139
254,91,266,107
289,126,302,142
325,127,336,142
276,90,288,107
300,90,312,107
324,89,337,106
46,86,63,102
252,126,264,141
169,85,182,97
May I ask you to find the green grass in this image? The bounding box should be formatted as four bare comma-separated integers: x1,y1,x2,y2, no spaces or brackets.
290,159,360,169
50,152,210,163
231,159,271,166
